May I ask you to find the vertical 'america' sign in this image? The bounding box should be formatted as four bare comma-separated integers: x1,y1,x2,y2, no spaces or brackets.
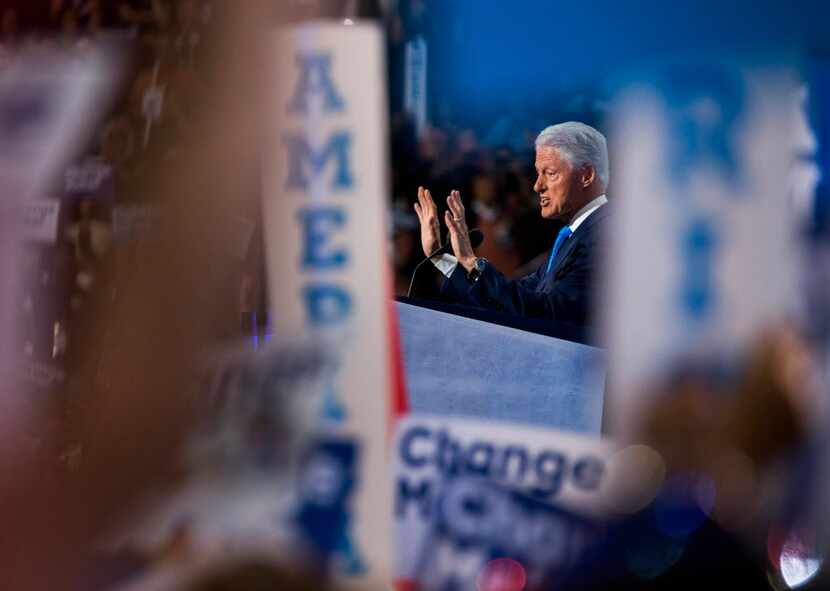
263,23,393,583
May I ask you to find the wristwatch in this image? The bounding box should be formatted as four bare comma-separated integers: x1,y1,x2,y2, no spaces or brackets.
467,257,488,282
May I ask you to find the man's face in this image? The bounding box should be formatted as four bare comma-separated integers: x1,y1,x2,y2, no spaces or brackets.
533,146,582,220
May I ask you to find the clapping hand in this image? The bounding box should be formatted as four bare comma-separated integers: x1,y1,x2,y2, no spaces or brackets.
444,189,476,271
413,186,441,258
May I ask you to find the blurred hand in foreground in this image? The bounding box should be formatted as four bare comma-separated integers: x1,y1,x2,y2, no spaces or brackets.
0,2,285,589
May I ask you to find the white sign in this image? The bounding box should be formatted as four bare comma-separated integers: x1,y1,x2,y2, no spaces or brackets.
21,198,60,243
404,36,428,138
0,46,120,201
64,157,113,196
262,22,393,584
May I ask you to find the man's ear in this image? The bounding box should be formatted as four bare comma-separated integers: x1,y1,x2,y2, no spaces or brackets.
581,166,596,188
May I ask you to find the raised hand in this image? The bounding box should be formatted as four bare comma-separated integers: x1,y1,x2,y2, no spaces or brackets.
413,186,441,257
444,190,476,271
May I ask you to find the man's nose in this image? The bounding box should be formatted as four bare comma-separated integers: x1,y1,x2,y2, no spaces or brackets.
534,177,543,193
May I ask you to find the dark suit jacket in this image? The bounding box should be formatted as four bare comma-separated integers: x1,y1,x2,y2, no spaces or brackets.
439,204,610,327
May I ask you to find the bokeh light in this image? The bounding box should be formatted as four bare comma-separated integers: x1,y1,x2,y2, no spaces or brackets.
476,557,527,591
653,473,716,540
624,531,685,580
602,444,666,514
768,527,822,589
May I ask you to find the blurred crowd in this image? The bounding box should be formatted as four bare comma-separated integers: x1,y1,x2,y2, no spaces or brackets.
6,0,233,381
1,1,211,56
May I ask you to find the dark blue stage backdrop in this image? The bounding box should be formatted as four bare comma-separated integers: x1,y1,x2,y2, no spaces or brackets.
419,0,830,133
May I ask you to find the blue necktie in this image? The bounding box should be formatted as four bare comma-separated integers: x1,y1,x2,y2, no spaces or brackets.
545,226,573,276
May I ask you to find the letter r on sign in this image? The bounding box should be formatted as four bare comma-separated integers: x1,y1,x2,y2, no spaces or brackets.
282,132,354,191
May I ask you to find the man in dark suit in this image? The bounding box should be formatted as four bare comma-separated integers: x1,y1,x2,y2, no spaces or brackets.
413,121,610,327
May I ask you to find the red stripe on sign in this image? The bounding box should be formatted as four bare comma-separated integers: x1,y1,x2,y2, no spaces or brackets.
394,578,419,591
386,273,409,430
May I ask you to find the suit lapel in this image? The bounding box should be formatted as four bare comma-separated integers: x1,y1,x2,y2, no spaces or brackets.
549,204,610,277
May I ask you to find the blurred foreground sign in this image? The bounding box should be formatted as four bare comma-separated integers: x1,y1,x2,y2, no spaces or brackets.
0,46,119,201
393,415,615,589
262,22,393,583
605,64,804,435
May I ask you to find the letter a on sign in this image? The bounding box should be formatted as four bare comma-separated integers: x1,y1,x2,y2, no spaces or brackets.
262,23,399,587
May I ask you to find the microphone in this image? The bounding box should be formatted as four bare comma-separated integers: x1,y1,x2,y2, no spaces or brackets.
406,229,485,298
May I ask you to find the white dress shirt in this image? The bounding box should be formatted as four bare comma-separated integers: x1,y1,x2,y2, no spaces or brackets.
431,194,608,277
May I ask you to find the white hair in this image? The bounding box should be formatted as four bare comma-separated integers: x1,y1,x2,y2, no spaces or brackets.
535,122,609,190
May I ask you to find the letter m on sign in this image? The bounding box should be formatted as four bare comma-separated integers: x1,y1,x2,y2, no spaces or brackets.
282,132,354,191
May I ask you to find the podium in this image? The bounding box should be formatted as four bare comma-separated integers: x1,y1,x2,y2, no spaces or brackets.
396,299,607,434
